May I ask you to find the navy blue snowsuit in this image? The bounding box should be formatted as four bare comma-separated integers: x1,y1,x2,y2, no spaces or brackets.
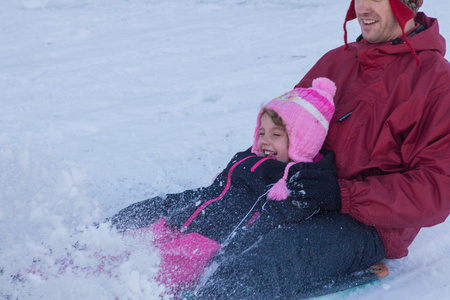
111,149,385,299
111,148,315,251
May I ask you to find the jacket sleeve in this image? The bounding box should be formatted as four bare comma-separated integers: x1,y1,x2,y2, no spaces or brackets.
110,195,176,232
110,149,260,232
339,86,450,229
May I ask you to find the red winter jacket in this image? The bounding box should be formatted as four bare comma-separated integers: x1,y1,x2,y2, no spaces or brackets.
296,13,450,259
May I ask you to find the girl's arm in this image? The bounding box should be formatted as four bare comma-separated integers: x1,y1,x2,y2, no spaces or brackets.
110,196,173,232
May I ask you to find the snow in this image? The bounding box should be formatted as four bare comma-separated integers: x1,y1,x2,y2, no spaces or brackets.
0,0,449,299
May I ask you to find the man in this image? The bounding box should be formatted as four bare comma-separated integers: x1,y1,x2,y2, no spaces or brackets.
296,0,450,260
193,0,450,299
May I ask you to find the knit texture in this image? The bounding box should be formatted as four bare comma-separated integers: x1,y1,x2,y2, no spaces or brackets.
267,162,295,200
399,0,423,13
252,77,336,163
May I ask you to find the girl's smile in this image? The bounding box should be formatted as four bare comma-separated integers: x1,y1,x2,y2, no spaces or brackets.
257,113,290,163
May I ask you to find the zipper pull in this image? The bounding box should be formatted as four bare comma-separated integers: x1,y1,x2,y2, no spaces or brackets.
337,110,354,122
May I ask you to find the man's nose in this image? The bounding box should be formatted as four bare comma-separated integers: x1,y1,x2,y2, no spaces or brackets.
355,0,373,15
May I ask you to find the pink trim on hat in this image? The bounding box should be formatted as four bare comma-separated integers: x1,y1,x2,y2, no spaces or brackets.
252,77,336,163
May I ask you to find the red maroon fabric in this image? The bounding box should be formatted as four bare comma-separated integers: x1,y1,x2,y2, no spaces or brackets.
296,13,450,258
344,0,419,65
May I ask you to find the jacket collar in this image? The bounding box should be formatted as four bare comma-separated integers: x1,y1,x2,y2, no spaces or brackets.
354,13,445,69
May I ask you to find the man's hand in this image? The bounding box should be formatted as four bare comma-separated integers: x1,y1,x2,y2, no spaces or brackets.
287,151,341,212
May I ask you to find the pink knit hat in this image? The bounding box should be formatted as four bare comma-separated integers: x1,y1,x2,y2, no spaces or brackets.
251,77,336,164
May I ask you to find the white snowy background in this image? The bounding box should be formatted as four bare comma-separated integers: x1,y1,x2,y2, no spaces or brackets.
1,0,449,299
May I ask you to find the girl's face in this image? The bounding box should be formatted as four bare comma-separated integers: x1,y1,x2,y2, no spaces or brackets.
258,112,290,163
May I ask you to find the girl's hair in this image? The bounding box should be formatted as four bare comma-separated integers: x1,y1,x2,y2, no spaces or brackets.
261,107,290,153
262,108,286,128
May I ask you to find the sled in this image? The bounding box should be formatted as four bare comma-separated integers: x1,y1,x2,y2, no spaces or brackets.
177,261,389,299
308,261,389,299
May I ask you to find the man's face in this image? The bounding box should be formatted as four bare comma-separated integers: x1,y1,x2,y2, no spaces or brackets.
355,0,403,43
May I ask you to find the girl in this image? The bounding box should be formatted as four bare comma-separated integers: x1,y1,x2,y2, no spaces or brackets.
110,77,337,294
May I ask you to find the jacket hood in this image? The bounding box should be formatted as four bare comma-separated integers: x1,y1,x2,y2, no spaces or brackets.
344,0,419,64
353,13,445,68
410,13,446,56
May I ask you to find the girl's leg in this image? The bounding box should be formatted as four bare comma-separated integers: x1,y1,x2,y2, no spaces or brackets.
194,212,385,300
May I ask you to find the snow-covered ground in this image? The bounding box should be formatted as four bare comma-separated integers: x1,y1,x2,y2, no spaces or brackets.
1,0,449,299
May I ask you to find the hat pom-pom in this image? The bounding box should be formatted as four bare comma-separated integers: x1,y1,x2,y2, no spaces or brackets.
267,178,290,201
267,163,295,201
312,77,337,101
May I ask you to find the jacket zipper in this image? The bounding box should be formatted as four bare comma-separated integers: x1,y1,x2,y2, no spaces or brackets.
179,155,257,233
337,110,354,122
